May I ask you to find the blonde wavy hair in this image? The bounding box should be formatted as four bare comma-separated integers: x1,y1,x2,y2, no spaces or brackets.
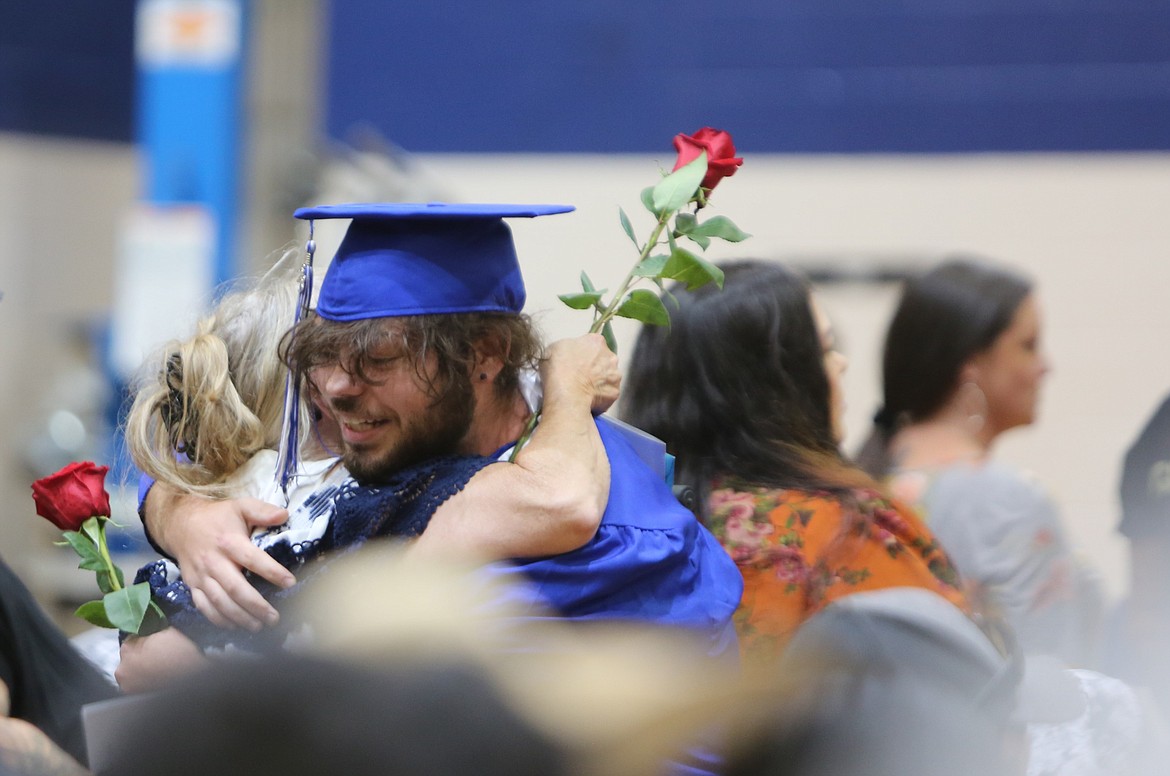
125,251,307,497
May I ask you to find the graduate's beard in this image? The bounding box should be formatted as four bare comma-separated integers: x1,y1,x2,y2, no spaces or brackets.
340,373,476,484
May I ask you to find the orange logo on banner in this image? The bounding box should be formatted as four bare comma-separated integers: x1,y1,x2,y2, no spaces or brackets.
137,0,240,67
172,11,210,44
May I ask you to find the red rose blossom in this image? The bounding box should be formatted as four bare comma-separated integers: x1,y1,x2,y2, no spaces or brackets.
671,127,744,192
31,461,111,532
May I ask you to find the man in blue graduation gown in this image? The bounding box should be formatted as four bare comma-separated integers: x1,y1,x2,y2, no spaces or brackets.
136,203,741,661
288,203,739,658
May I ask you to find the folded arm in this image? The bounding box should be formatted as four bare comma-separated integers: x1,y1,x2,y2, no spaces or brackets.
412,334,618,560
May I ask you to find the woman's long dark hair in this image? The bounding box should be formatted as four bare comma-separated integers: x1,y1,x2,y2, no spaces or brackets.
854,257,1032,477
621,260,868,515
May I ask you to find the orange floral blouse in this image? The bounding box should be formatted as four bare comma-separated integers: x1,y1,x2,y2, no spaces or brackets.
705,480,971,666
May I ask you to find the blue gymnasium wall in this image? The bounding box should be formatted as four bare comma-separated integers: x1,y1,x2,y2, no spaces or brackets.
325,0,1170,153
4,2,1169,152
0,1,137,141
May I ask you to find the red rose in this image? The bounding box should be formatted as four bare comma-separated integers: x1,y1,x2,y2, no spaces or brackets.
31,461,111,532
671,127,744,192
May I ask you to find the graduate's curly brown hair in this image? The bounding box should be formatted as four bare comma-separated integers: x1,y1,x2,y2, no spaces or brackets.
281,311,544,406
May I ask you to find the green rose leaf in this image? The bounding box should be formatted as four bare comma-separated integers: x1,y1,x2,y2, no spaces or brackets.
80,516,103,546
77,556,107,573
558,291,604,310
601,321,618,354
663,248,726,290
615,288,671,327
61,531,102,565
647,274,681,308
580,271,597,293
691,215,751,243
138,602,170,638
618,207,638,246
103,582,153,634
675,213,709,248
652,152,707,213
75,600,115,630
640,186,657,215
95,565,126,596
632,254,669,278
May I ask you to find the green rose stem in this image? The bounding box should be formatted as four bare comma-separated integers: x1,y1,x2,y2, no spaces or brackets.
588,211,671,334
86,515,166,629
94,517,122,592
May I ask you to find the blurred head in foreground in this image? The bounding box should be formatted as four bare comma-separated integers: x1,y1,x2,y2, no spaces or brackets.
102,547,1024,776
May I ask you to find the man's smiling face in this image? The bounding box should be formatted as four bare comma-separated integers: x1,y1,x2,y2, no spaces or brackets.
310,339,475,483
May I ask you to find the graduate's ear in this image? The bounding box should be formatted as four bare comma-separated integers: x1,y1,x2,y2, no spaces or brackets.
471,335,506,384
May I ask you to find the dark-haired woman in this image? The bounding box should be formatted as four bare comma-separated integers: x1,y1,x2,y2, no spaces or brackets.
622,260,971,666
854,258,1101,666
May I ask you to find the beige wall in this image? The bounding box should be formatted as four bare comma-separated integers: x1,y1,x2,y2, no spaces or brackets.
4,142,1167,614
0,136,139,610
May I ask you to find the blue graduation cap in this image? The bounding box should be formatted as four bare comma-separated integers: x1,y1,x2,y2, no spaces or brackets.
293,202,575,321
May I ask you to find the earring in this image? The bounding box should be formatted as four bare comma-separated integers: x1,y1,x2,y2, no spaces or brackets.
479,372,488,381
959,381,987,434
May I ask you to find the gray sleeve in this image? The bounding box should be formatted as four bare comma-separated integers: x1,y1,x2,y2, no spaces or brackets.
924,465,1090,661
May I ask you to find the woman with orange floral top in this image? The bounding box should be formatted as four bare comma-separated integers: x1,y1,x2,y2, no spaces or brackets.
621,260,971,666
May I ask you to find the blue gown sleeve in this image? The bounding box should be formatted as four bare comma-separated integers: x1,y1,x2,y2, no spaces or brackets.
135,471,174,559
495,419,743,660
137,471,154,509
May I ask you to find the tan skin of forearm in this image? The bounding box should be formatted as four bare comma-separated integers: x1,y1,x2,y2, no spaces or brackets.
413,341,614,561
413,389,608,560
0,716,89,776
116,627,209,694
503,373,610,549
140,480,191,557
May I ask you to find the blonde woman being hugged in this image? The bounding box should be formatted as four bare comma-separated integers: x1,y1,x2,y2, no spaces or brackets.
125,252,345,513
122,254,350,666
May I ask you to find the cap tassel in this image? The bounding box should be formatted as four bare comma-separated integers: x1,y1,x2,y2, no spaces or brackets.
276,222,316,498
